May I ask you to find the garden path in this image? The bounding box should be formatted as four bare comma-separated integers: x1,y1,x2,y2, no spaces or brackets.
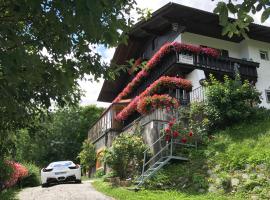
17,180,113,200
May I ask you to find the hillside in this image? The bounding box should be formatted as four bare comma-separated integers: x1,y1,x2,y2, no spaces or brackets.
93,110,270,200
146,110,270,199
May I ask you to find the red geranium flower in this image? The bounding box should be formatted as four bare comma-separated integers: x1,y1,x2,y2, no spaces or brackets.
181,137,187,143
172,131,179,138
165,127,171,134
165,134,171,142
168,121,174,127
189,131,193,137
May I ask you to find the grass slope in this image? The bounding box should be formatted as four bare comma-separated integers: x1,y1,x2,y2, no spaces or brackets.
92,180,239,200
208,113,270,169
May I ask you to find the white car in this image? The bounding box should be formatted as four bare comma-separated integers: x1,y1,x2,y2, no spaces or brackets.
41,161,81,187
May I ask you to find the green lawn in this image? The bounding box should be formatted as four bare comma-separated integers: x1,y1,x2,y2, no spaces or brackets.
92,180,244,200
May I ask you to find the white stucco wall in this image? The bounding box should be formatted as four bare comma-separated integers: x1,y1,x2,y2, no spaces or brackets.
181,32,242,59
244,39,270,108
186,69,206,103
185,69,206,89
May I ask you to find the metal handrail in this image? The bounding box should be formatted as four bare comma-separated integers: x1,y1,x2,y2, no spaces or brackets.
143,134,165,154
141,130,172,177
144,142,170,167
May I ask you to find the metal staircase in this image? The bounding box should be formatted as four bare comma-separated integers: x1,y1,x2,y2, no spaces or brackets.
135,134,197,188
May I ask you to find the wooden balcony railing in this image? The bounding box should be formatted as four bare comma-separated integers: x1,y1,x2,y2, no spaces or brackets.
88,102,128,143
128,52,259,99
192,54,258,78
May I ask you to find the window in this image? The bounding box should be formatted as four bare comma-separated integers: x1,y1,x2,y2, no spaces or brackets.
260,50,269,60
266,90,270,103
221,49,229,57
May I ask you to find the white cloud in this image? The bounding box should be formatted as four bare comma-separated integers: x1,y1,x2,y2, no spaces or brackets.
80,0,270,108
79,75,110,108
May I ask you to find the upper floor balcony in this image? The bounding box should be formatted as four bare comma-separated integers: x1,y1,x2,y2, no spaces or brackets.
128,51,259,99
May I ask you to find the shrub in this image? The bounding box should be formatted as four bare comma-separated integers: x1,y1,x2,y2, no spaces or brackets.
204,74,261,129
94,168,105,178
103,133,147,179
4,161,28,188
0,159,13,190
20,163,40,187
77,139,96,174
189,102,211,138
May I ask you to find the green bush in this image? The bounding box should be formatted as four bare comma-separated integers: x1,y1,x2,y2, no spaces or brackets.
77,139,96,175
0,159,13,190
20,163,40,187
204,74,261,129
189,102,211,138
94,168,105,178
103,133,147,179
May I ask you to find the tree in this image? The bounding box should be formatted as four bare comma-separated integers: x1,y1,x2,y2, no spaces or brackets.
214,0,270,38
14,105,104,167
77,139,96,176
0,0,136,157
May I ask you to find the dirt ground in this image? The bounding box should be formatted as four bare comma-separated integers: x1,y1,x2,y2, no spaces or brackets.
17,180,113,200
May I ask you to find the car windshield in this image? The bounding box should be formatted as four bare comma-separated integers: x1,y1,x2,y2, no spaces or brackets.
47,161,74,168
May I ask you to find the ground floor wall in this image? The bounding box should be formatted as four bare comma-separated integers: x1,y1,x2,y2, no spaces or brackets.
91,130,120,175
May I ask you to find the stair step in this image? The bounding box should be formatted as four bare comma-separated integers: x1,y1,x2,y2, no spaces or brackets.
154,161,166,165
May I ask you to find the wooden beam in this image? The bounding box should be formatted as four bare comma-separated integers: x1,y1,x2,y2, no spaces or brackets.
141,27,163,36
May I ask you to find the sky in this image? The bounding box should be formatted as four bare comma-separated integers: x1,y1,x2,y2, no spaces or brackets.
79,0,270,108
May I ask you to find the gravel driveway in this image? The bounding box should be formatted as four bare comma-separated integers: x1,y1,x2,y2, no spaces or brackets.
17,181,113,200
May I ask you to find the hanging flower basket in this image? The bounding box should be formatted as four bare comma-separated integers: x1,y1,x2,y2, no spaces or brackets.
137,94,179,115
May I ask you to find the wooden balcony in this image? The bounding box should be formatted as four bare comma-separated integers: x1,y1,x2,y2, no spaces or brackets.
191,53,258,79
128,52,259,99
88,102,129,143
123,88,190,128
